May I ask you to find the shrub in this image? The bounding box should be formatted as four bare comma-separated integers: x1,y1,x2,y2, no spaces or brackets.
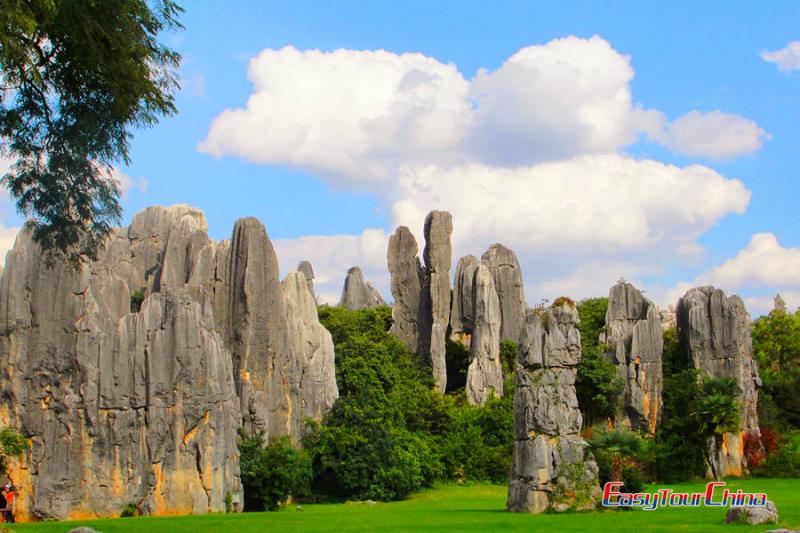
439,391,514,483
130,290,145,313
752,306,800,431
576,298,624,427
0,427,27,475
661,327,683,375
576,352,623,428
651,328,747,483
120,502,138,517
444,336,470,393
306,305,441,501
654,367,707,483
760,426,780,454
305,306,518,501
500,340,518,377
753,431,800,478
744,431,767,468
588,427,646,483
225,491,233,513
239,434,312,511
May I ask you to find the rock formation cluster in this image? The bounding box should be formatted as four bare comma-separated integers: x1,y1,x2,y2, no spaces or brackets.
387,212,453,392
450,244,525,404
339,266,386,310
0,205,338,520
387,212,526,399
507,300,600,513
0,199,772,522
602,282,663,434
676,286,762,478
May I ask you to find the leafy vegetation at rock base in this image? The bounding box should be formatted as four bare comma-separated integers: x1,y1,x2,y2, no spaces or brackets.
575,298,624,428
751,302,800,476
299,306,514,504
239,434,312,511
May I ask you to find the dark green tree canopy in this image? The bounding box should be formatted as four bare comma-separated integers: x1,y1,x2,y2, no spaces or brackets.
0,0,182,263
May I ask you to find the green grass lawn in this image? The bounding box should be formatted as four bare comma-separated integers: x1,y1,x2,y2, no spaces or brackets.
8,478,799,532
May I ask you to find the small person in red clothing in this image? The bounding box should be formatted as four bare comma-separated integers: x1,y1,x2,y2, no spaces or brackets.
1,485,15,523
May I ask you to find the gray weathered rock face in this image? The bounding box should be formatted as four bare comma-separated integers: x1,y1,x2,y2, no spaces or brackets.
419,211,453,392
676,286,762,478
481,244,526,343
297,261,315,297
450,255,479,346
726,501,779,525
0,225,241,521
659,304,677,330
339,266,387,310
508,300,600,514
0,205,339,520
388,226,423,352
603,282,663,434
466,262,503,405
283,272,339,422
224,217,300,438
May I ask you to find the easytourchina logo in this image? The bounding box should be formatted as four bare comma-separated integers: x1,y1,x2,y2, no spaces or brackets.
602,482,768,511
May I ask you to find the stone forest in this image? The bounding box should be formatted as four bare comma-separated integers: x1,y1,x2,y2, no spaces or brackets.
0,205,792,523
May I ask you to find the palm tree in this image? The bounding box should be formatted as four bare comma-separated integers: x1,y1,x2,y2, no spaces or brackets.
695,377,741,438
588,429,643,482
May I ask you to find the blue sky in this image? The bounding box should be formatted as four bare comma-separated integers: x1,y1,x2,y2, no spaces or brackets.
2,1,799,313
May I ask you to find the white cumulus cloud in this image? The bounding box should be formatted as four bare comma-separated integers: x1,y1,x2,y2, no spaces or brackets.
697,233,800,289
391,155,749,262
651,111,770,161
762,41,800,73
199,46,471,182
466,35,663,165
201,36,764,181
